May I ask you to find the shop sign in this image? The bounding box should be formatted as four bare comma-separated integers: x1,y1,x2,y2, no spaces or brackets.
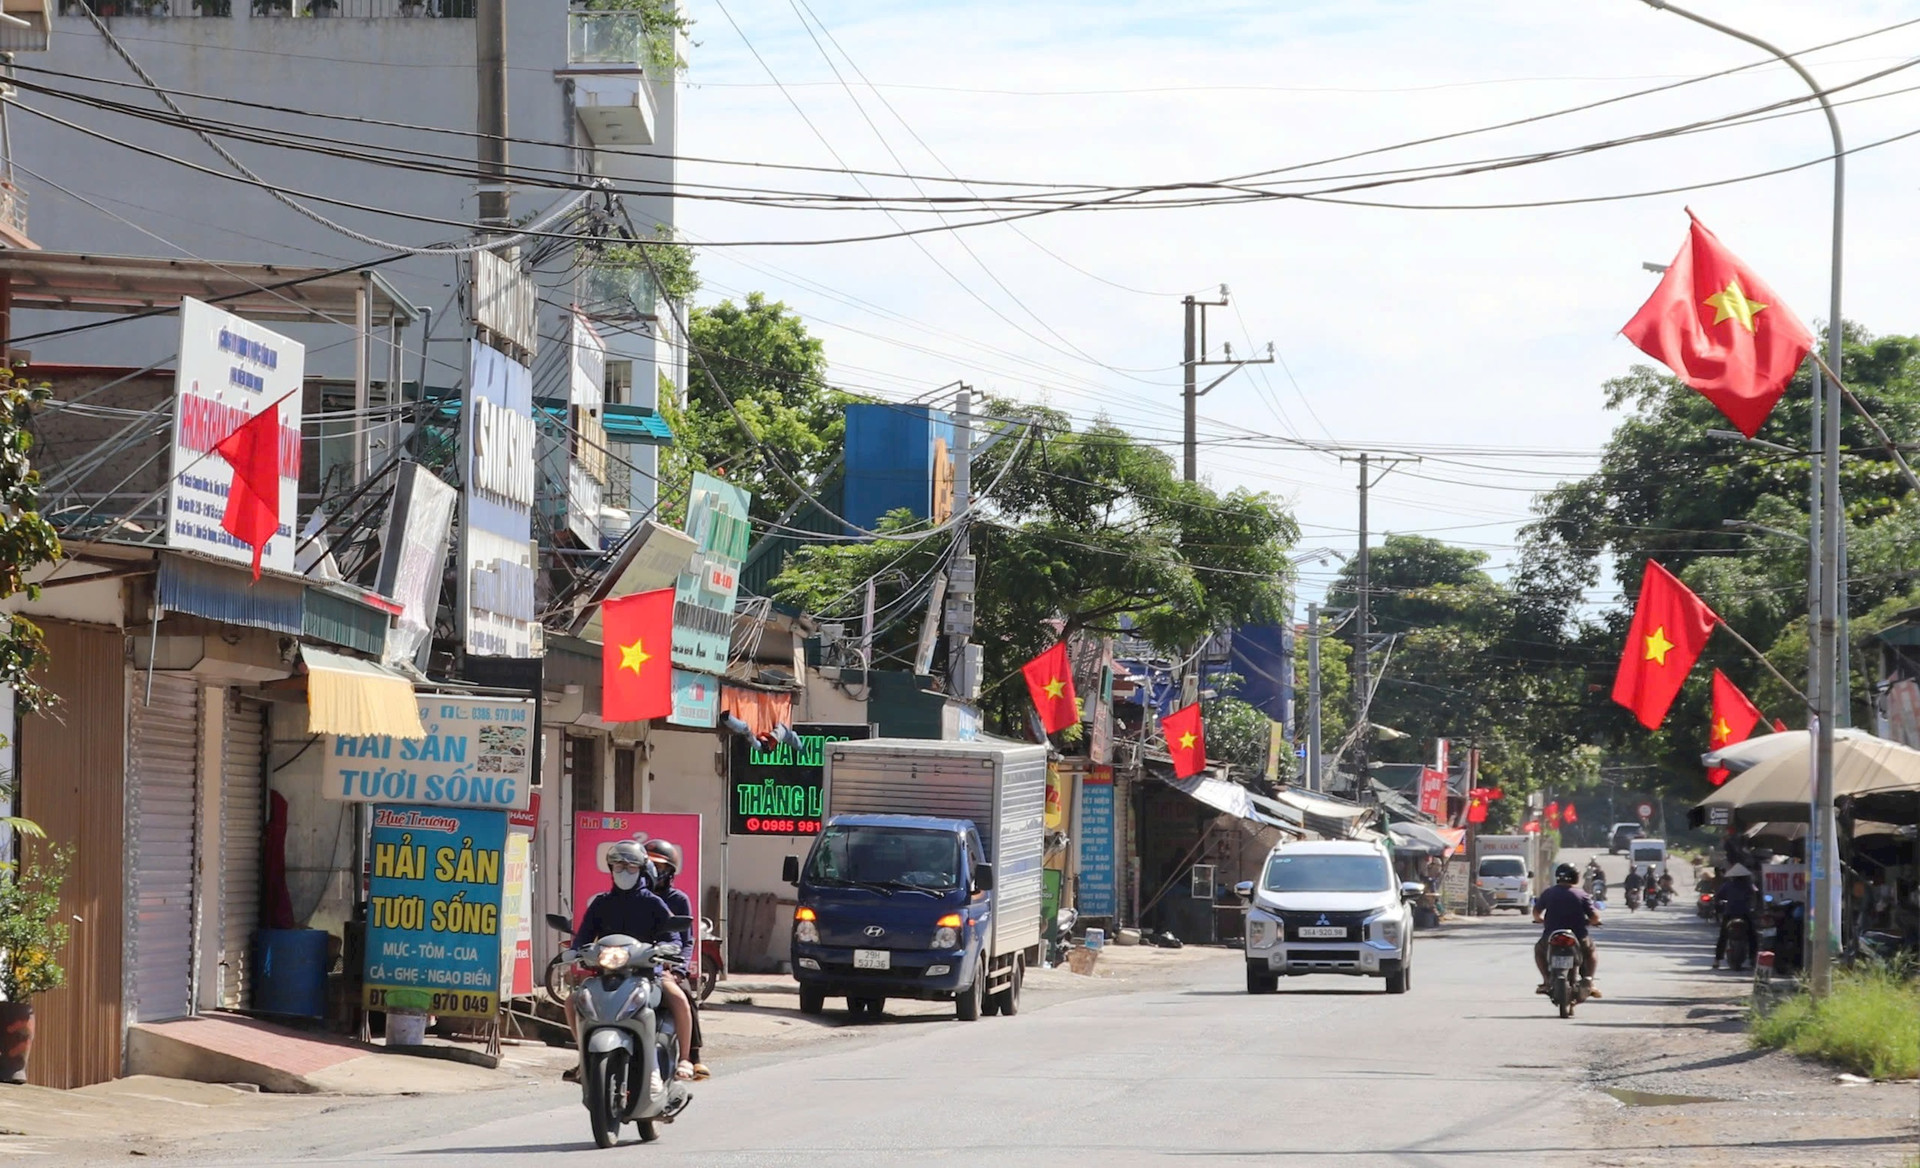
375,462,457,669
1045,761,1066,831
461,341,539,658
671,473,751,672
567,313,607,548
500,830,534,998
1076,765,1117,917
168,296,305,575
471,250,537,356
572,812,703,978
1762,862,1808,903
363,805,506,1018
1418,768,1448,818
667,668,719,728
323,695,535,810
727,723,870,836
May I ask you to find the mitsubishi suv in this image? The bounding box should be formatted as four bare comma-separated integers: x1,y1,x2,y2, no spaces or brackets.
1236,840,1419,995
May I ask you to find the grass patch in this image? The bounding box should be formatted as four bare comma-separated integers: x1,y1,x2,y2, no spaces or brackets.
1750,963,1920,1080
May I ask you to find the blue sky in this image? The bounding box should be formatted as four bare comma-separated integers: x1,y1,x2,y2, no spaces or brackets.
675,0,1920,607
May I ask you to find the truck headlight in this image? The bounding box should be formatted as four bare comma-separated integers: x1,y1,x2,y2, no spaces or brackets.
794,906,819,944
931,913,962,949
1247,916,1273,948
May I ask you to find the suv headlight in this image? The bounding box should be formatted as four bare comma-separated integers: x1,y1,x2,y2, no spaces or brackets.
1370,915,1402,948
1247,915,1274,949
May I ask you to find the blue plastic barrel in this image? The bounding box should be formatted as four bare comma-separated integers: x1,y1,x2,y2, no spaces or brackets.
252,929,330,1018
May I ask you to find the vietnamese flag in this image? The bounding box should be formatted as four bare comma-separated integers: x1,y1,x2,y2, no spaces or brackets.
1706,669,1764,786
1020,642,1078,735
1612,560,1718,730
1621,214,1815,438
602,588,674,722
1564,803,1578,825
1162,702,1206,778
213,405,282,581
1545,801,1561,829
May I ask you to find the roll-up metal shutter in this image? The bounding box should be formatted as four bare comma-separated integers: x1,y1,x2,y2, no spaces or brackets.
128,675,201,1023
220,695,266,1011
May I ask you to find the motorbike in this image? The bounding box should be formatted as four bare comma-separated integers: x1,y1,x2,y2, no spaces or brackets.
546,912,695,1148
1696,892,1716,919
1722,912,1753,972
1543,929,1593,1018
1624,885,1642,912
697,917,724,1004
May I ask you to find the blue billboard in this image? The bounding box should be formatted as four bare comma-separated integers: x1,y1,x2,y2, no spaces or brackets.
364,806,508,1018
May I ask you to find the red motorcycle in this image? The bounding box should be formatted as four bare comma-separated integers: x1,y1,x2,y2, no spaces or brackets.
697,917,725,1003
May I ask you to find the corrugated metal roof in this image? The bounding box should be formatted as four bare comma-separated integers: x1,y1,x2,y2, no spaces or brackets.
304,587,389,657
157,554,303,634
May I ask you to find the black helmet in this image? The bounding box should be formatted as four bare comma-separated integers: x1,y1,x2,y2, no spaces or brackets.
643,838,682,876
1555,863,1579,884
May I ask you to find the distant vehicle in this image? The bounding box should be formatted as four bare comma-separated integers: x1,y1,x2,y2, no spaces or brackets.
1236,839,1418,995
1474,854,1532,912
1628,838,1667,875
1608,823,1645,854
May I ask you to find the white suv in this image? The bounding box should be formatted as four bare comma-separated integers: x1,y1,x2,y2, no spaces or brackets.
1236,840,1419,995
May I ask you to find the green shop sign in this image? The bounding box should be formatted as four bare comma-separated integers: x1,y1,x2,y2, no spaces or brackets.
727,722,871,836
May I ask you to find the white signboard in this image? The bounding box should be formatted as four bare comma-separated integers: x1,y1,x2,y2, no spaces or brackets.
323,695,535,810
461,341,539,657
375,462,457,669
567,314,607,548
168,296,305,574
1761,862,1808,903
470,251,537,356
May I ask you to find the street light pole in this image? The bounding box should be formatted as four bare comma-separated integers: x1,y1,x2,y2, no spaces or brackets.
1638,0,1845,994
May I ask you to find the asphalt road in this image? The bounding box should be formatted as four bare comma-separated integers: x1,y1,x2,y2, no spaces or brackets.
183,847,1843,1168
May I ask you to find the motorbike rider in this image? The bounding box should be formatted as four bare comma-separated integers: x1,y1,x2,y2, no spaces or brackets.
1712,863,1757,970
1623,865,1645,903
642,839,709,1082
1656,868,1676,903
1532,863,1602,997
563,840,695,1084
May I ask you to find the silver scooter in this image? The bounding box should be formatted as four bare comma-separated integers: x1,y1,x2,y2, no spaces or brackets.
546,913,694,1147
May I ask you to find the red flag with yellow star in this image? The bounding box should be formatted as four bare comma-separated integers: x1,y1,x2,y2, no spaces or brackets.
602,587,674,722
1162,702,1206,778
1612,560,1718,730
1621,213,1814,438
1021,642,1078,735
1706,669,1763,787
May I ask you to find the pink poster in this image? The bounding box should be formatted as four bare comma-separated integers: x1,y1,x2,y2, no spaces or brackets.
572,812,703,977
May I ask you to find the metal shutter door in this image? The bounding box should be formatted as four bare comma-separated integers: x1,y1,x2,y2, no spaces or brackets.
128,675,201,1023
220,695,266,1011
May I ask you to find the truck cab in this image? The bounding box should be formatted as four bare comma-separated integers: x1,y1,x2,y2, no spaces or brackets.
785,814,1000,1019
1236,840,1419,995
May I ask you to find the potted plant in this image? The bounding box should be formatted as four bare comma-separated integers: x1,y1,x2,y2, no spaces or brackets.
0,848,69,1085
306,0,337,13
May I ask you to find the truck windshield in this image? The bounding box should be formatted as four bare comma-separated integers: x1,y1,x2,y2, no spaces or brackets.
1478,857,1525,878
805,825,961,891
1263,853,1390,893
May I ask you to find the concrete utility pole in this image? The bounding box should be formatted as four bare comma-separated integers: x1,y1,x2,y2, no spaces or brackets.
1339,453,1417,784
948,386,974,695
1181,287,1273,482
477,0,510,229
1306,601,1322,793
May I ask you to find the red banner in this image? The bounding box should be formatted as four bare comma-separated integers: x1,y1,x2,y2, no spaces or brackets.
1417,767,1447,818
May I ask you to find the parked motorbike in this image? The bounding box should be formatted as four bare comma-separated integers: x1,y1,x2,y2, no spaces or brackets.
1045,906,1080,967
1722,912,1753,972
697,917,724,1004
1696,892,1716,919
1765,898,1806,975
546,912,695,1148
1543,929,1592,1018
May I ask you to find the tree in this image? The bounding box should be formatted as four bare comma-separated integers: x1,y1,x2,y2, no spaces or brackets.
770,404,1298,734
667,293,845,526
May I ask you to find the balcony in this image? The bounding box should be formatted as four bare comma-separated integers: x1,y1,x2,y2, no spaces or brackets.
564,11,656,147
0,0,49,50
579,263,657,323
0,182,31,249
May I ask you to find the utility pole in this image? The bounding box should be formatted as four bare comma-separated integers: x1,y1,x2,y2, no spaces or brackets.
1181,286,1273,482
948,386,975,697
477,0,510,229
1306,601,1322,793
1339,452,1417,786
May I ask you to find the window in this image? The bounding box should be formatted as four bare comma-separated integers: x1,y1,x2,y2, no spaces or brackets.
1478,857,1526,878
1262,852,1391,894
805,826,961,891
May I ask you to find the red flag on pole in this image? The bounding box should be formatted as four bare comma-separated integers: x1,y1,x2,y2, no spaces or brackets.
1706,669,1764,787
1564,803,1578,825
1162,703,1206,778
602,588,674,722
213,405,283,581
1545,801,1562,829
1612,560,1718,730
1020,642,1079,735
1621,214,1815,438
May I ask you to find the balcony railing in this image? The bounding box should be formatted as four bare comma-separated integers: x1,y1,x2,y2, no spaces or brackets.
580,264,658,322
58,0,477,15
0,182,26,240
568,10,652,67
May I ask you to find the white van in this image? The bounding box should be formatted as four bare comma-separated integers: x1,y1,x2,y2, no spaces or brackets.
1474,854,1531,911
1628,838,1667,876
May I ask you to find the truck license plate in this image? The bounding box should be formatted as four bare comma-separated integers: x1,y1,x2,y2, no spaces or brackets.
1298,926,1346,939
853,949,890,970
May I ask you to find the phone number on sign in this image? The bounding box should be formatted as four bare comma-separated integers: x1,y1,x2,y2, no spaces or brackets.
743,817,821,835
363,987,499,1017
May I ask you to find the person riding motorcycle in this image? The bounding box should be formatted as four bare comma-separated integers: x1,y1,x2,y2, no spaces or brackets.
1656,869,1676,902
642,839,709,1081
1533,863,1602,998
1622,865,1645,904
562,840,696,1084
1712,863,1757,970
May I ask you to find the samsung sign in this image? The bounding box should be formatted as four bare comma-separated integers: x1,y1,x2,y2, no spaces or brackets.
461,341,539,657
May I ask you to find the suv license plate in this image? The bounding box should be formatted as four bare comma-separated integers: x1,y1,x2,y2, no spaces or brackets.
1298,926,1347,939
853,949,890,970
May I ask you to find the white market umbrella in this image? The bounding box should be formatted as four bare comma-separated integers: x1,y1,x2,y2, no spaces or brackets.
1693,733,1920,828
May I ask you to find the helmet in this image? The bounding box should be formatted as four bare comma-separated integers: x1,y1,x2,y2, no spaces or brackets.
1555,863,1579,884
606,839,656,890
643,838,682,876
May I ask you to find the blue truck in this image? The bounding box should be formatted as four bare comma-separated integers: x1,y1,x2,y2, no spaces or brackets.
782,738,1047,1021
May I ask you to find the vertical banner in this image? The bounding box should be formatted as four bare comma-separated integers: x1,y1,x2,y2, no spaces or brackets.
461,340,538,657
571,812,703,976
500,829,534,998
1044,761,1067,831
1076,765,1117,917
364,806,508,1018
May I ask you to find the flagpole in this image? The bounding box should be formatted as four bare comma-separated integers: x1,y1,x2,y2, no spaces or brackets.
1710,618,1809,710
1637,0,1844,996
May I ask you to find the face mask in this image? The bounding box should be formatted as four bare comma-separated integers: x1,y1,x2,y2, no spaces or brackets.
612,869,640,891
655,872,675,892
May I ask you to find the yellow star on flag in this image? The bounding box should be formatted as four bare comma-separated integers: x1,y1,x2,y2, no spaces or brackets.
1042,678,1066,699
1178,731,1197,750
1704,278,1768,332
619,637,652,676
1713,716,1732,744
1643,625,1675,666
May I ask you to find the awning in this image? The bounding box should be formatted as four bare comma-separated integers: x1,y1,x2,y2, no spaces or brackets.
1166,774,1300,834
302,645,425,739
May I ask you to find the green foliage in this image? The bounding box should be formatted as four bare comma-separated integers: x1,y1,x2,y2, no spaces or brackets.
771,405,1297,734
596,226,700,304
0,847,69,1000
0,371,60,716
1204,693,1278,782
1750,962,1920,1080
577,0,692,76
675,293,846,525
